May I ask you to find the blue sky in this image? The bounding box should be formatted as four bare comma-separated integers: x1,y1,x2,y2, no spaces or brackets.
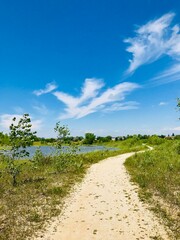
0,0,180,137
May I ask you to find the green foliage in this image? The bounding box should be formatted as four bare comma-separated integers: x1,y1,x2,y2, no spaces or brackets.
9,114,36,159
54,121,70,148
97,135,112,142
27,211,41,223
47,186,64,196
7,114,36,186
32,147,53,166
125,141,180,198
6,159,21,186
53,152,71,173
0,134,147,240
147,135,165,145
32,147,44,165
0,132,9,145
54,152,78,173
123,136,139,147
125,140,180,237
174,135,180,140
84,133,96,144
177,98,180,109
53,122,81,173
173,141,180,154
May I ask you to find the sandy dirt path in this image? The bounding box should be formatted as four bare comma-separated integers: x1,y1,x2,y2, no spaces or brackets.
36,153,169,240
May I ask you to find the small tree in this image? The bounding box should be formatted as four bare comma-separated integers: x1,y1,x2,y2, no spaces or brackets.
54,122,70,149
84,133,96,144
8,114,36,185
54,122,80,173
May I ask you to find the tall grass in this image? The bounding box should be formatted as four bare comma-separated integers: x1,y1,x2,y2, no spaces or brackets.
125,140,180,238
0,141,145,240
98,137,147,151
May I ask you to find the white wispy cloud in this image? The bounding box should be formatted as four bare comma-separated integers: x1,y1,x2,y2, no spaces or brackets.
53,78,104,109
102,101,139,112
31,119,44,131
33,82,58,96
13,106,24,114
159,101,168,106
52,78,140,119
150,63,180,85
163,126,180,132
33,103,49,115
171,127,180,131
0,114,43,132
124,12,180,82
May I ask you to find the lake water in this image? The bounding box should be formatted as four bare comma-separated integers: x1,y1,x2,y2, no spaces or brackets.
1,145,117,159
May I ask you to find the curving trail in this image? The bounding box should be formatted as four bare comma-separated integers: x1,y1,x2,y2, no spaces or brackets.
35,153,169,240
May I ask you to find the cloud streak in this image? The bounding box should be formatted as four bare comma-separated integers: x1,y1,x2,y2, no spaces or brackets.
0,114,43,132
103,102,139,112
163,126,180,132
33,82,58,96
125,12,180,84
33,103,49,115
159,101,168,106
150,63,180,85
53,78,140,119
171,127,180,131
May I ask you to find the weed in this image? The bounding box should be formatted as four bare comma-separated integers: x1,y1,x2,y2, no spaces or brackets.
125,140,180,239
27,211,41,223
0,139,148,239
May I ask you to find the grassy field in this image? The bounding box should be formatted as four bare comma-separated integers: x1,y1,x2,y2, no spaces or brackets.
0,146,10,150
2,137,179,239
98,137,148,150
0,140,146,240
125,140,180,238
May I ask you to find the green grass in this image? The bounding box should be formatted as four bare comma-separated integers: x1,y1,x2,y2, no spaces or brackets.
0,145,10,150
0,140,145,240
97,138,148,151
125,140,180,239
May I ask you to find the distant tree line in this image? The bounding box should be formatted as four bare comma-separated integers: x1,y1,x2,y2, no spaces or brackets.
0,130,180,147
1,131,180,147
0,132,10,145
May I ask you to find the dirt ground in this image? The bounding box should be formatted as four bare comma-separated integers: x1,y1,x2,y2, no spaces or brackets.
35,153,169,240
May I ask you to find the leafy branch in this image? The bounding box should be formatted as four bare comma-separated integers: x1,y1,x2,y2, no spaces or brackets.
7,114,36,185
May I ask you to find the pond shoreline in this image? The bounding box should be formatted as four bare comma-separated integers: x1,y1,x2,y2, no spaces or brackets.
0,145,118,159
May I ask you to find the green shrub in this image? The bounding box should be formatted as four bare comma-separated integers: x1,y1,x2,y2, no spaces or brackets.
173,142,180,155
147,135,165,145
125,140,180,238
47,186,64,196
32,147,44,165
